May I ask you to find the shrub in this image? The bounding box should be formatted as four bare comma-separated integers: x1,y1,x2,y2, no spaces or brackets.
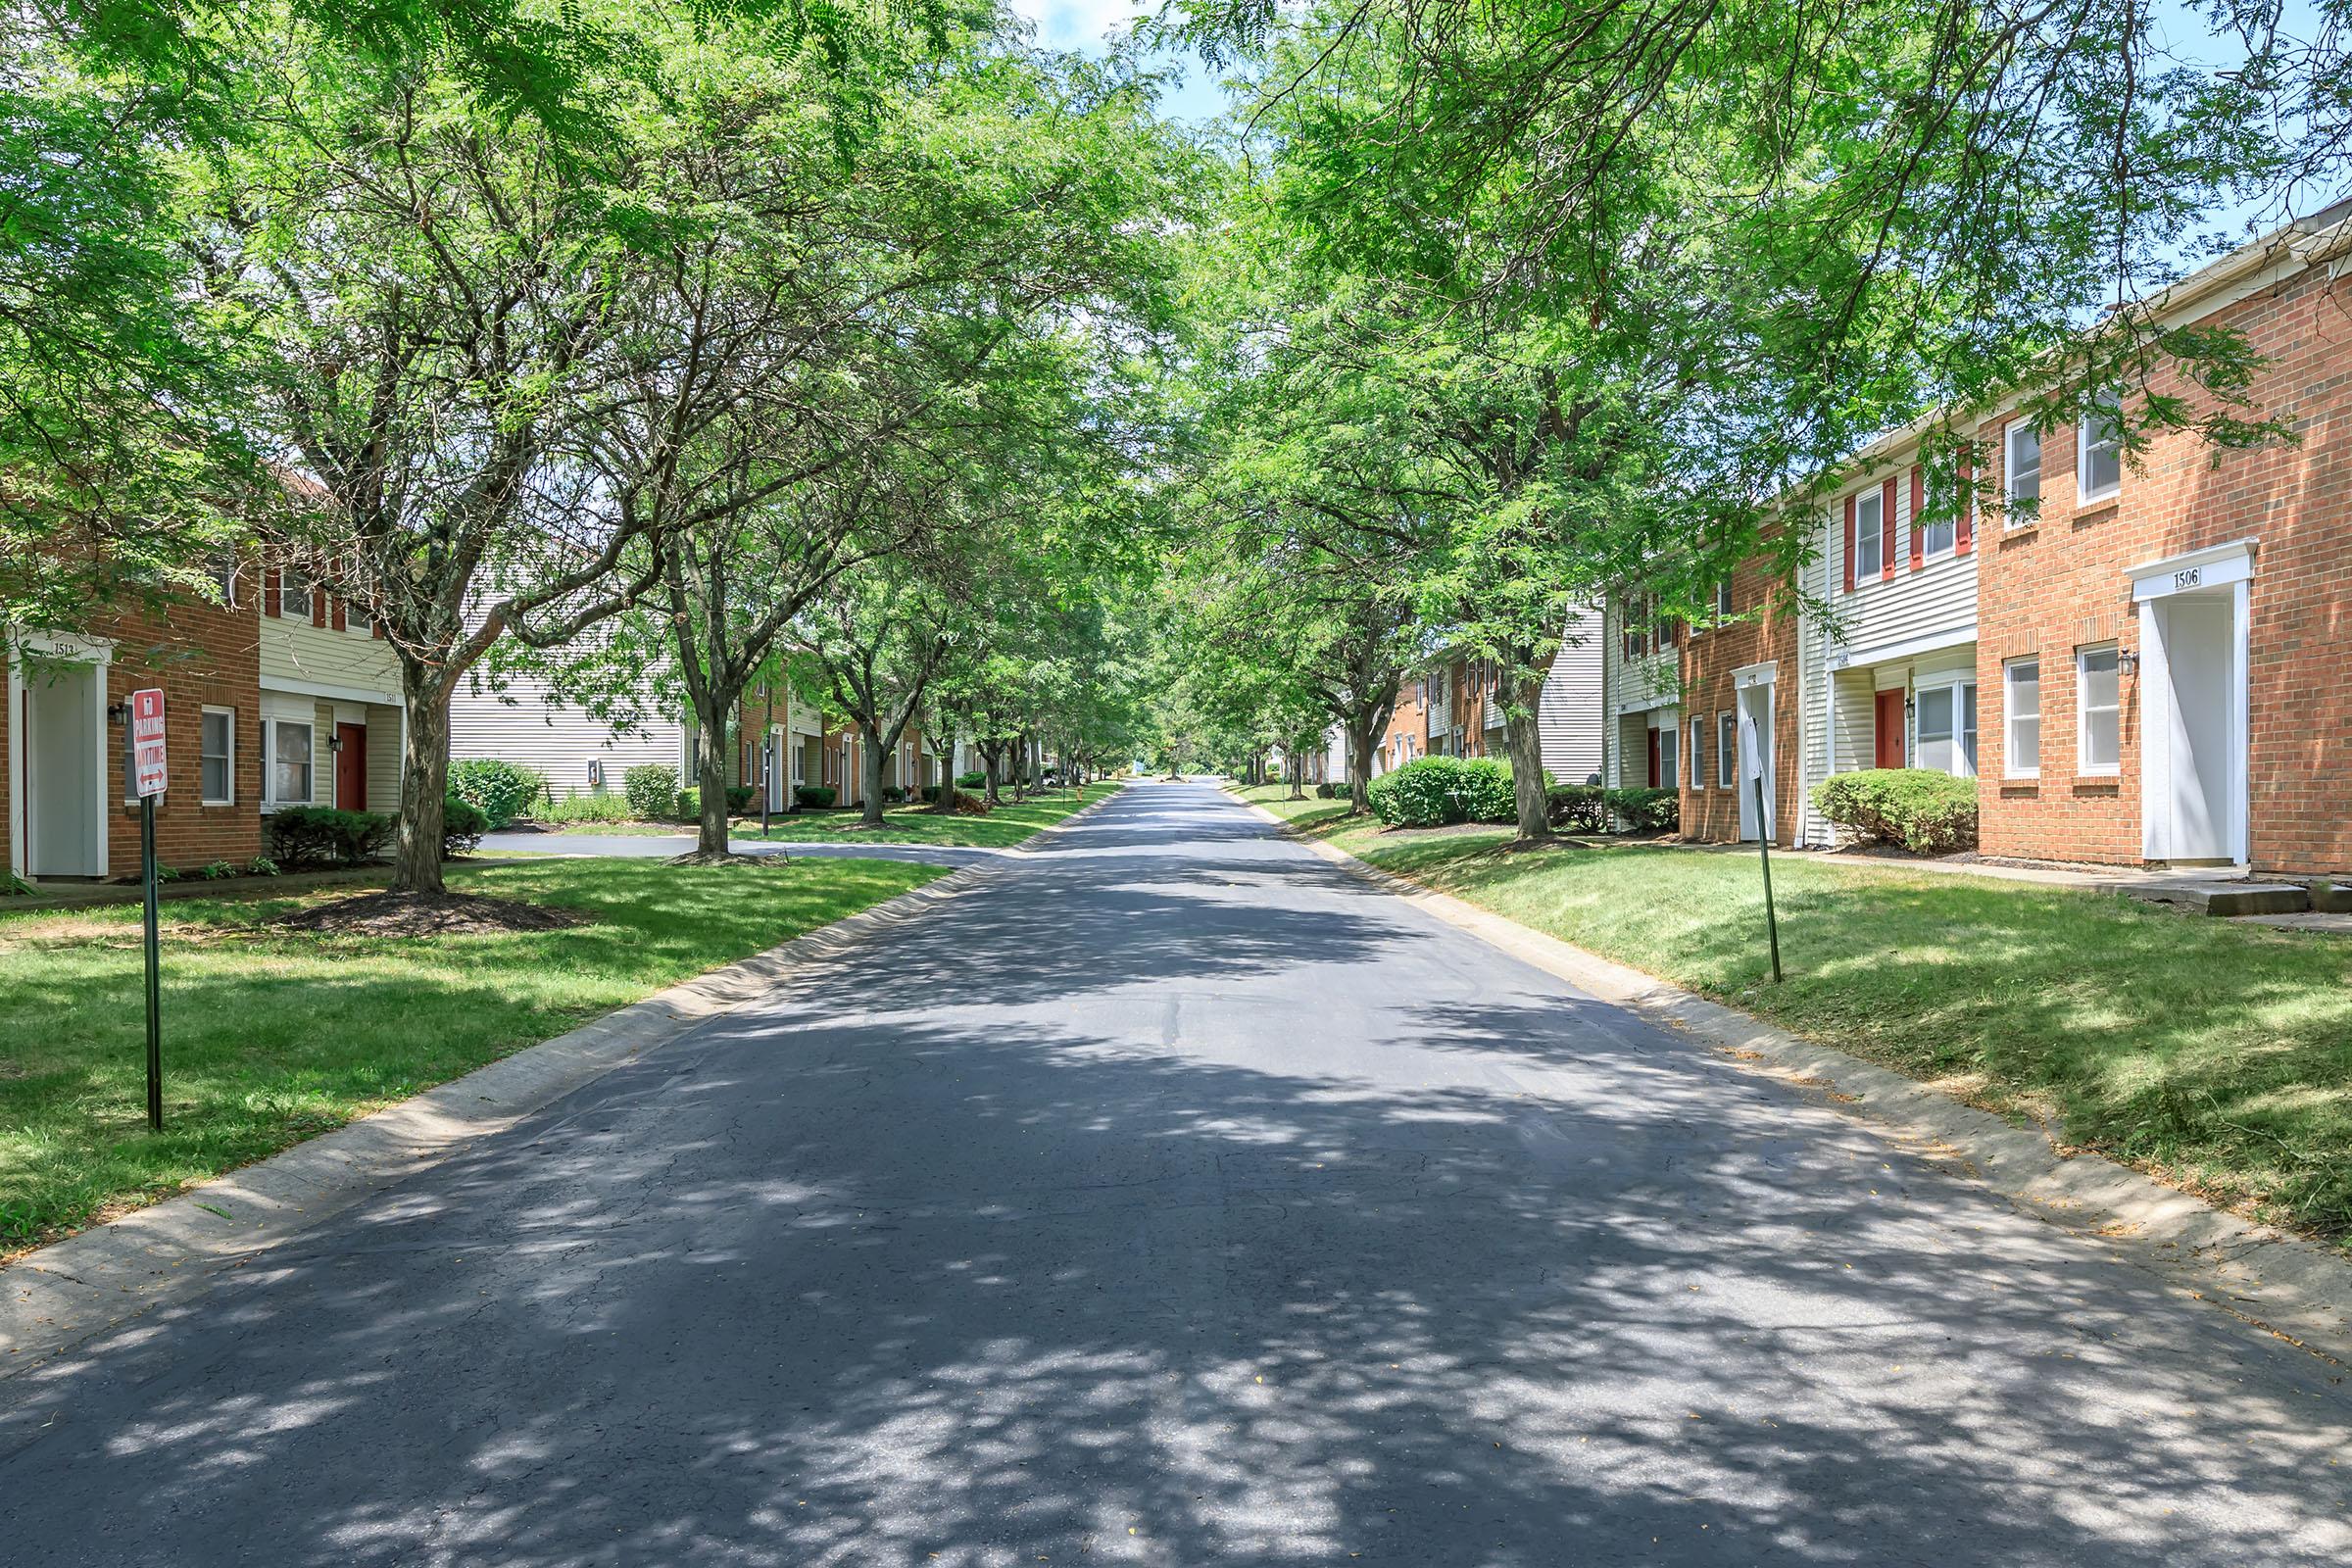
956,770,987,790
1606,788,1681,833
623,764,679,821
1546,784,1610,835
442,796,489,857
725,785,756,814
1812,767,1978,855
267,807,393,869
795,784,837,809
1315,781,1342,799
541,791,631,824
882,785,907,804
676,786,700,821
198,859,239,880
447,758,547,829
246,857,280,877
1365,757,1520,827
919,785,942,805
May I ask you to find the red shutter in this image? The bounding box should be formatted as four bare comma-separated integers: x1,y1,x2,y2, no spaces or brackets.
371,616,385,638
330,595,347,632
1909,466,1925,570
1835,496,1853,594
265,569,281,618
1956,463,1975,555
1879,477,1898,580
311,589,327,628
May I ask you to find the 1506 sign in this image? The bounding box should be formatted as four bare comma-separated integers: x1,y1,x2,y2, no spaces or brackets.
2174,565,2204,591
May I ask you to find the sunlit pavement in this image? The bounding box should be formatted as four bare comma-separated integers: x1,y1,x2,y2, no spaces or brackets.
4,781,2348,1565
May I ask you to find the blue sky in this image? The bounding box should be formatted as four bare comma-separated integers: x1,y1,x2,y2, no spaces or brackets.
1005,0,1232,122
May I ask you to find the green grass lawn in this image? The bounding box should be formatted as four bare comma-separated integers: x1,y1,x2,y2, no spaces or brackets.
0,855,944,1252
1228,780,1360,833
731,780,1119,849
1305,820,2352,1250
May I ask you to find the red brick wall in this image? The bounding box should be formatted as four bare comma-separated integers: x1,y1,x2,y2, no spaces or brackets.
1679,545,1804,846
1976,261,2352,873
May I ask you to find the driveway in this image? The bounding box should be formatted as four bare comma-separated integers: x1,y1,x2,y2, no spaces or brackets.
3,781,2347,1565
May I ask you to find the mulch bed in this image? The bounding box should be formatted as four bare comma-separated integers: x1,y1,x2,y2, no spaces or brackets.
271,891,594,937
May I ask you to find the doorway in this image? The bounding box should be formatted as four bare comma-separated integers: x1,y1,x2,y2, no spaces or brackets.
1874,688,1906,768
1738,677,1776,842
19,660,105,878
2141,586,2245,864
334,722,368,810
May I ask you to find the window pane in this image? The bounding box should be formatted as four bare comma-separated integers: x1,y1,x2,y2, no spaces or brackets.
2082,405,2122,496
1962,684,1979,773
1916,687,1952,774
1719,714,1736,786
2007,661,2040,774
281,578,312,617
1658,726,1678,788
2082,648,2120,770
1855,494,1883,577
2008,425,2041,506
202,711,231,801
273,721,313,803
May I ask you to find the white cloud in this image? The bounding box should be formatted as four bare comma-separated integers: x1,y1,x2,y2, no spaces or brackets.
1004,0,1152,49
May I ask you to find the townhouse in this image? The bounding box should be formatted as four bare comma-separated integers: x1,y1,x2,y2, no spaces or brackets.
7,552,403,882
1651,200,2352,875
1371,608,1608,784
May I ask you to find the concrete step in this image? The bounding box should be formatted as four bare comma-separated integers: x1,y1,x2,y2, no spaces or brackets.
2113,880,2313,917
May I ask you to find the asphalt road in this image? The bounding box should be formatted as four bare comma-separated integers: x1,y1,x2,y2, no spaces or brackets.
481,829,1002,868
5,781,2348,1566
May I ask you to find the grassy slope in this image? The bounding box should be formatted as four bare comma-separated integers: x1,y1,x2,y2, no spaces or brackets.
1256,789,2352,1248
0,856,944,1250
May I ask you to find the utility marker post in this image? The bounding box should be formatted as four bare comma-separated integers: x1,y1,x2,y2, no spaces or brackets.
1740,709,1785,985
129,688,169,1128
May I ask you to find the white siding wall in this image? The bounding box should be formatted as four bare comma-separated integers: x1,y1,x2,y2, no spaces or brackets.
1539,605,1605,785
260,613,401,701
1601,595,1680,787
448,670,687,800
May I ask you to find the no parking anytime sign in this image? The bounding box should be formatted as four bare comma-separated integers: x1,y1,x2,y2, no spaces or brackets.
131,688,168,797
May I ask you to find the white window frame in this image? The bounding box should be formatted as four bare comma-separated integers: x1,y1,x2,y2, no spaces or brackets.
266,717,316,808
1912,675,1979,779
1718,710,1737,788
200,706,235,805
2078,399,2122,503
2004,421,2042,520
1715,577,1735,620
1852,489,1884,581
2003,658,2040,779
2077,644,2121,777
1655,721,1678,790
280,576,314,620
1917,475,1958,562
1690,716,1706,790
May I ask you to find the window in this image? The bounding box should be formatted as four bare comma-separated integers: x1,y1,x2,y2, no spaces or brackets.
1918,476,1957,560
269,719,314,805
1718,711,1738,787
280,577,313,619
2004,659,2040,778
2004,422,2041,517
1690,717,1706,789
1655,723,1678,789
2078,646,2120,774
1915,680,1978,777
1715,577,1735,620
1853,489,1884,580
214,560,238,609
201,709,233,804
2078,400,2122,501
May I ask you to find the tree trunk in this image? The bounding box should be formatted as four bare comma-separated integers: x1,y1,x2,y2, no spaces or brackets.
981,744,1004,806
1347,712,1380,815
392,671,453,895
859,725,888,827
1504,669,1554,846
695,713,733,858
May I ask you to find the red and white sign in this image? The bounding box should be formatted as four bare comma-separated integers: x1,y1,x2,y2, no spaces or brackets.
131,688,168,798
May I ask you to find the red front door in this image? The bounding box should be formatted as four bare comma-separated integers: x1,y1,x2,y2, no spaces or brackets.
335,723,367,810
1646,727,1662,788
1874,690,1906,769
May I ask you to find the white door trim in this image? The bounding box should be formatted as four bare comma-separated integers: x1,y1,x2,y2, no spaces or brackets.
2136,584,2250,865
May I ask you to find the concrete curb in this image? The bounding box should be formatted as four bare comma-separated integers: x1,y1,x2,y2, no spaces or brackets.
0,786,1124,1377
1235,795,2352,1368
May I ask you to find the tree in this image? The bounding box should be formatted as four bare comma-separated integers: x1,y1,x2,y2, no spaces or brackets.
182,26,663,892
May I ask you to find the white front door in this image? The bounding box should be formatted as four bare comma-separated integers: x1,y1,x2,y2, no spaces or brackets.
22,661,106,877
1737,679,1776,842
2141,586,2246,863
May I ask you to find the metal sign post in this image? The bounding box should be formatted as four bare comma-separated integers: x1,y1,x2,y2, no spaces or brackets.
130,688,168,1128
1740,709,1785,985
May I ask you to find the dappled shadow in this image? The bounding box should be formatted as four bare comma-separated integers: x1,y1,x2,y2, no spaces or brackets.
3,784,2347,1565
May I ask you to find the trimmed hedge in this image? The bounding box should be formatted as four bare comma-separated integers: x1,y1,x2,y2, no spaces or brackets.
956,770,987,790
725,785,755,814
1544,785,1681,834
1545,785,1609,834
1813,767,1978,855
623,764,679,821
795,784,837,809
1315,781,1345,799
1610,787,1680,833
447,758,545,829
1365,757,1517,827
265,807,392,869
677,786,700,821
